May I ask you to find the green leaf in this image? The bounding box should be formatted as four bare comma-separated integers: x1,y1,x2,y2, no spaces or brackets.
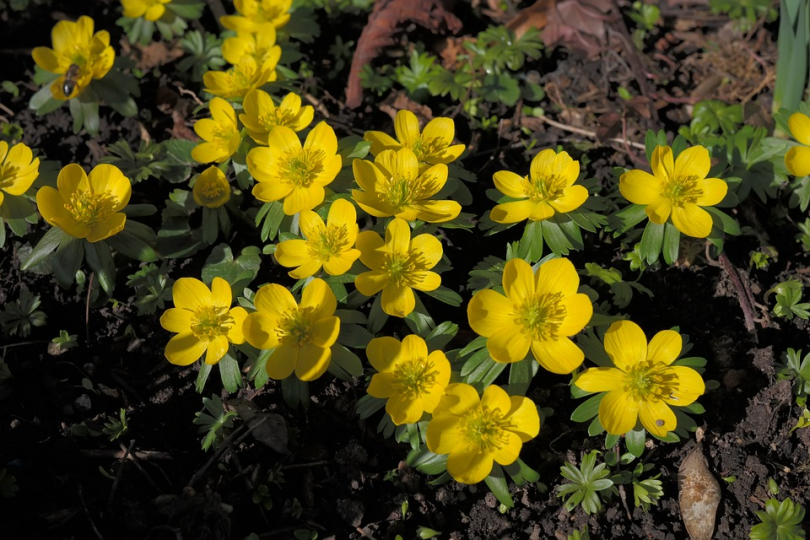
639,221,664,264
51,237,84,287
484,464,513,508
85,240,116,295
328,344,363,380
571,392,604,422
507,357,537,396
337,323,373,349
425,321,458,351
516,221,544,262
421,285,463,307
625,428,646,457
406,447,448,475
218,352,242,393
105,226,159,262
481,74,520,106
202,244,261,292
662,222,680,265
367,293,389,334
281,376,309,409
196,363,212,393
404,296,435,336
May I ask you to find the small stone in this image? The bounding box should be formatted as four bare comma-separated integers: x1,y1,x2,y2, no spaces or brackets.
74,394,92,412
679,443,721,540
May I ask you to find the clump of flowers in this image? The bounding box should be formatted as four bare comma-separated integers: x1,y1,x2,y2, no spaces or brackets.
490,149,587,224
222,25,282,71
467,257,593,373
160,277,247,365
240,90,314,145
191,97,241,164
574,320,705,437
619,145,728,238
193,166,231,209
426,383,540,484
203,56,278,100
0,142,40,211
220,0,292,32
121,0,171,21
32,15,115,100
365,110,465,165
355,218,443,317
243,278,339,381
784,112,810,177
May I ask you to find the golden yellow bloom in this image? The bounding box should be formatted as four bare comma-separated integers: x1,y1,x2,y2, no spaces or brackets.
574,320,705,437
121,0,171,21
243,278,339,381
36,164,131,242
193,166,231,208
352,147,461,223
222,25,282,70
467,258,592,373
160,277,248,366
240,90,314,145
355,218,442,318
247,122,342,215
426,383,540,484
491,149,588,224
619,145,728,238
32,16,115,100
785,112,810,177
274,198,360,279
364,110,465,165
220,0,292,32
0,142,40,210
367,334,451,425
191,98,241,164
203,56,277,100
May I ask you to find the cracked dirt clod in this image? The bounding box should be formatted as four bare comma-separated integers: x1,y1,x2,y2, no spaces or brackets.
678,442,721,540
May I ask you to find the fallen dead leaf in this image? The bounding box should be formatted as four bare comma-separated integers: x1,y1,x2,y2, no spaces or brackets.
678,442,721,540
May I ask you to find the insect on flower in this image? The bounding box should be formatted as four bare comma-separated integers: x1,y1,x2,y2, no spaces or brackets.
62,64,81,99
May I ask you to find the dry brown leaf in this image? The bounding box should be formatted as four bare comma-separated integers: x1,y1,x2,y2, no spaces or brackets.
507,0,613,57
678,443,721,540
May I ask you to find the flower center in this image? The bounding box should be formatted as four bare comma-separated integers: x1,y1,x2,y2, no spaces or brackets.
381,251,426,287
661,175,702,207
514,292,567,341
462,405,513,453
64,190,119,225
278,306,316,346
191,306,233,341
281,149,325,188
0,162,20,188
391,357,438,399
383,176,415,208
624,361,678,402
201,181,226,201
526,174,566,203
409,136,440,161
260,108,296,132
308,224,350,263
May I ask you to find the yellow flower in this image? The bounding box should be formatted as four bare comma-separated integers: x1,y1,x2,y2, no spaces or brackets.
121,0,171,21
193,166,231,208
36,164,131,242
491,149,588,224
619,145,728,238
160,277,248,366
191,98,241,164
32,16,115,100
574,320,705,437
243,278,340,381
220,0,292,32
426,383,540,484
352,147,461,223
274,198,360,279
467,257,592,373
203,56,277,100
364,110,465,165
0,142,40,210
222,25,282,70
785,112,810,177
355,218,442,317
247,122,342,215
240,90,314,145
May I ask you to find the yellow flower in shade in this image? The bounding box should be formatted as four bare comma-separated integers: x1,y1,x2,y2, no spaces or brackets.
426,383,540,484
191,98,241,164
247,122,342,215
220,0,292,32
491,149,588,224
355,218,442,318
574,320,705,437
619,145,728,238
785,112,810,177
193,166,231,208
32,16,115,100
203,56,277,100
0,142,40,209
364,110,465,165
222,25,282,70
36,164,131,243
274,198,360,279
160,277,248,366
366,334,452,425
352,148,462,223
240,90,314,145
467,258,592,373
121,0,171,21
243,278,339,381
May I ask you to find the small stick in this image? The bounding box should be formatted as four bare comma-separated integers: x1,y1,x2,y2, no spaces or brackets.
186,424,247,488
281,460,330,470
718,252,759,339
108,440,135,508
120,442,163,493
77,484,105,540
85,273,94,346
535,114,647,150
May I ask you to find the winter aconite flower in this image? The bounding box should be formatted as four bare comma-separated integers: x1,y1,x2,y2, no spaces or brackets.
619,145,728,238
491,149,587,224
247,122,342,215
274,198,360,279
467,257,592,373
203,56,277,100
0,142,40,209
220,0,292,32
574,320,705,437
785,112,810,177
365,110,465,165
243,278,339,381
121,0,171,21
160,277,248,366
426,383,540,484
356,218,442,317
32,16,115,100
191,98,241,164
240,90,314,145
37,164,131,243
193,166,231,209
366,334,451,425
352,148,462,223
222,26,282,70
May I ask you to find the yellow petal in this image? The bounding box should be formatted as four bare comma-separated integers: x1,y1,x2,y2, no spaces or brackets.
376,148,418,181
487,324,531,363
252,180,293,203
638,399,676,437
599,389,640,436
674,145,711,180
352,158,384,193
447,447,493,484
57,163,89,199
604,320,647,372
467,289,513,338
228,307,248,344
647,330,682,365
410,233,443,268
210,97,237,126
422,117,455,148
88,164,131,210
366,336,402,373
574,367,625,393
490,200,533,224
352,189,395,218
400,334,428,362
266,342,298,380
254,283,296,316
651,146,674,181
549,185,588,214
431,143,465,165
210,276,233,310
529,201,555,221
301,278,336,319
534,257,579,297
503,258,535,300
243,311,282,349
323,250,359,276
417,164,448,198
326,198,356,230
789,112,810,146
267,125,301,156
387,393,426,425
283,185,324,215
531,336,584,374
426,414,464,455
436,383,480,416
294,343,331,381
159,308,193,333
355,271,388,296
364,130,400,156
288,260,322,279
671,204,712,238
86,212,126,243
696,178,728,206
557,293,593,336
529,149,557,180
172,278,212,311
394,110,420,145
492,431,522,466
645,198,672,225
663,366,705,406
620,169,662,205
480,384,511,413
274,239,311,268
506,396,541,441
36,186,73,229
165,333,207,366
298,210,325,240
381,282,415,317
410,271,440,292
303,122,337,156
310,316,339,348
414,200,462,223
204,335,229,365
385,218,411,254
32,47,60,72
144,4,166,20
367,372,397,398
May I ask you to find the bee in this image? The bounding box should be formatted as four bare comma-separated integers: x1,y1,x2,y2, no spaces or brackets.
62,64,81,98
